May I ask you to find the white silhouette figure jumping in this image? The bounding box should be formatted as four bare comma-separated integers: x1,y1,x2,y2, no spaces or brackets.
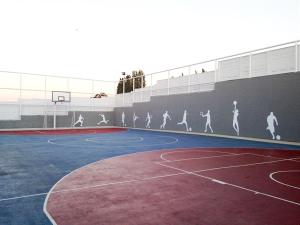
121,112,126,126
266,112,279,139
145,112,152,128
73,114,84,127
97,114,109,125
160,111,171,129
200,110,213,133
177,110,190,132
133,112,139,128
232,101,239,136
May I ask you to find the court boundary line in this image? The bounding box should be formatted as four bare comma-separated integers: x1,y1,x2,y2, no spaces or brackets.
269,170,300,190
156,161,300,206
0,192,49,203
191,156,300,173
161,153,249,163
162,151,300,164
44,152,300,205
85,136,144,144
47,135,179,148
3,154,299,204
161,149,239,162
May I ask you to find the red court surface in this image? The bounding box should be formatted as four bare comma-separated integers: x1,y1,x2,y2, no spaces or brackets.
0,127,126,135
45,148,300,225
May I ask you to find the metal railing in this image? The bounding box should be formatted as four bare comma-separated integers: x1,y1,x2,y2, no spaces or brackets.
118,40,299,106
0,71,118,120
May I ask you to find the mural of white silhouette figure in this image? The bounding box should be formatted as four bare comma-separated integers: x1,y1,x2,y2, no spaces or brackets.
133,112,139,128
160,111,171,129
177,110,191,132
200,110,213,133
73,114,84,127
121,112,126,126
97,114,109,125
145,112,152,128
266,112,279,140
232,101,239,136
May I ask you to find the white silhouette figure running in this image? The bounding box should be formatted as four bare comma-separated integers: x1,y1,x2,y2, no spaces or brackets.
160,111,171,129
145,112,152,128
133,113,139,128
73,114,84,127
200,110,213,133
232,101,239,136
97,114,109,125
177,110,190,132
121,112,125,126
266,112,278,139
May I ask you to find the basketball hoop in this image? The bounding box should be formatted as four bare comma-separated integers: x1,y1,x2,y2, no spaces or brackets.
52,91,71,104
51,91,71,128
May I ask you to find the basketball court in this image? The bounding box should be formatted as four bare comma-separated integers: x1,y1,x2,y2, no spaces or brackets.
0,128,299,225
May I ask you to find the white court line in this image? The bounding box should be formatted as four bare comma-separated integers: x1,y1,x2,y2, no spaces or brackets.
160,149,238,162
156,162,300,206
1,151,297,211
191,156,300,173
0,192,48,203
269,170,300,190
242,153,300,164
0,172,186,203
162,153,250,163
48,135,179,148
0,141,48,146
44,155,300,202
5,156,300,204
85,136,144,144
50,172,186,195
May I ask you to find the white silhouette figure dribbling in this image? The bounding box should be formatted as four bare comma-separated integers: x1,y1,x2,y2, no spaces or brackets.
160,111,171,129
121,112,126,126
73,114,84,127
200,110,213,133
133,113,139,128
232,101,239,136
266,112,279,140
177,110,191,132
145,112,152,128
97,114,109,125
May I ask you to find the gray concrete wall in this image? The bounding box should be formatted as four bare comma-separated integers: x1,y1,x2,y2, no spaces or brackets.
1,72,299,144
114,72,300,143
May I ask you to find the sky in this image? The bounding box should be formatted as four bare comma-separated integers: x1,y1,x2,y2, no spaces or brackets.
0,0,299,82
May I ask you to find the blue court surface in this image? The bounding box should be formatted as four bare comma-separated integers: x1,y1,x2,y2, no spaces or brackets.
0,129,299,225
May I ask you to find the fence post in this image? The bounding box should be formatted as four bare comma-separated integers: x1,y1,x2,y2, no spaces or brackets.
141,75,143,102
122,78,125,106
188,66,191,93
150,74,153,98
167,71,170,95
214,60,217,82
44,76,47,124
296,41,298,72
249,53,252,78
19,73,22,118
91,80,95,111
133,77,135,103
